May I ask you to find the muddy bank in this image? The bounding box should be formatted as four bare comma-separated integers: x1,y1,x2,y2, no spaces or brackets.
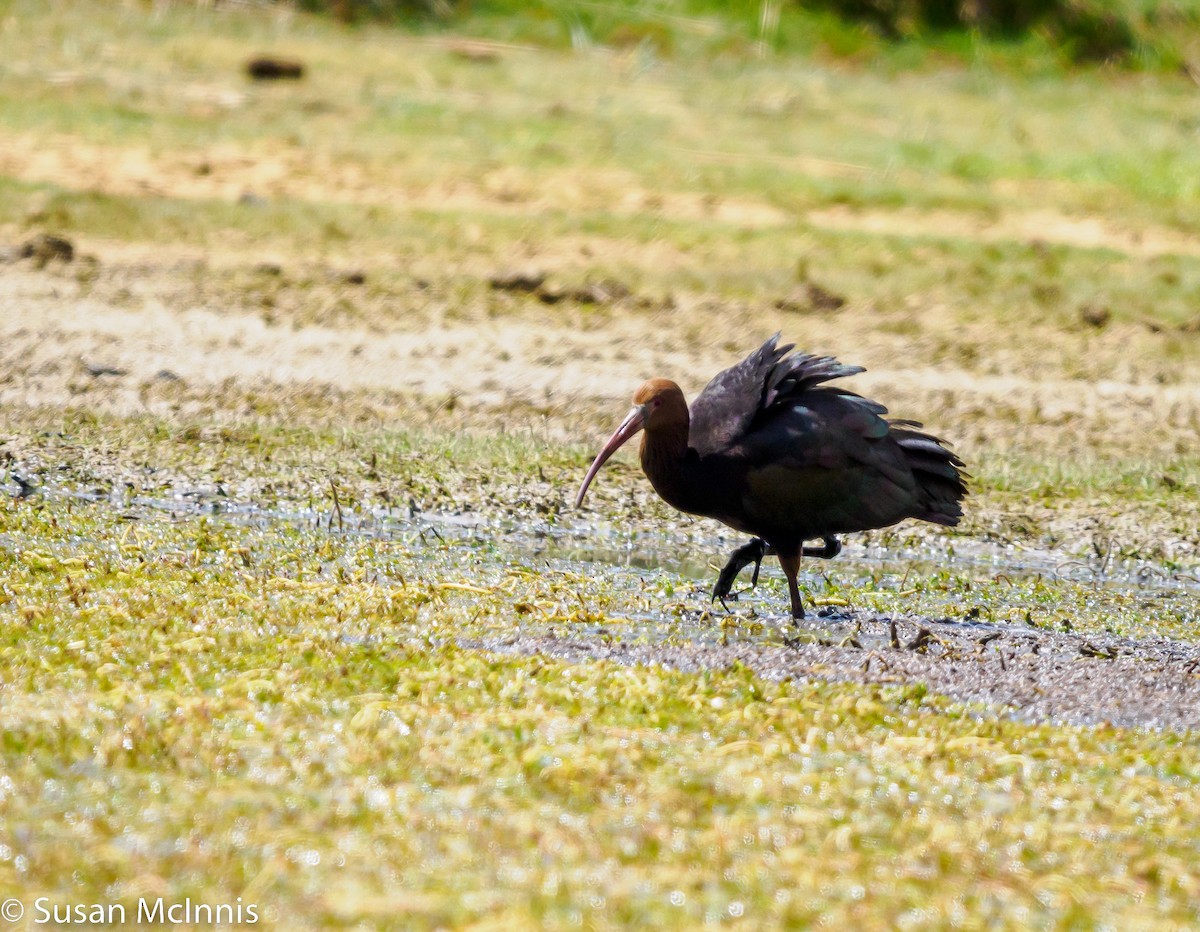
470,612,1200,731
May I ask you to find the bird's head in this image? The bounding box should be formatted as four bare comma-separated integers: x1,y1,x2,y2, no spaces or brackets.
575,378,687,508
632,378,688,431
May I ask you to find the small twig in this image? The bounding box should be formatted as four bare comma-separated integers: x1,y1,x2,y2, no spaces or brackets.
905,627,937,651
80,359,127,378
329,478,344,532
65,575,83,609
1098,538,1115,579
1080,642,1118,660
888,618,900,649
439,582,492,595
977,631,1003,647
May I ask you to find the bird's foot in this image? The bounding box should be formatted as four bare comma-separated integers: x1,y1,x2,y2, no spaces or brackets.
711,537,770,604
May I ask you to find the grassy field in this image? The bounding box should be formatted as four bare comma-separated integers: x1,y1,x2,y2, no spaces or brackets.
1,0,1199,927
3,491,1200,928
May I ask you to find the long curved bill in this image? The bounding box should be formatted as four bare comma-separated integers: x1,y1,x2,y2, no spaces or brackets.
575,406,646,508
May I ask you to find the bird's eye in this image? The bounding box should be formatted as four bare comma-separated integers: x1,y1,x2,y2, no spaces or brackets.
651,398,662,409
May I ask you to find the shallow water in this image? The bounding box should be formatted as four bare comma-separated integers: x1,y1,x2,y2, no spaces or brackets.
11,475,1200,728
37,471,1200,595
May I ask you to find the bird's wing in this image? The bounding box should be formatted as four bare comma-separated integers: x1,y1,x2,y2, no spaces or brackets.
735,389,895,477
730,389,911,534
689,333,866,458
688,337,965,536
735,390,966,533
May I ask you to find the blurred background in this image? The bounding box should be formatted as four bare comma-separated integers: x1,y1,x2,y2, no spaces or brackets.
2,0,1198,468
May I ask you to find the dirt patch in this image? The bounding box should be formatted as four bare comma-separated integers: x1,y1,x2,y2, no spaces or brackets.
2,252,1198,465
0,260,703,413
809,204,1200,259
474,612,1200,731
7,130,1194,258
0,130,791,230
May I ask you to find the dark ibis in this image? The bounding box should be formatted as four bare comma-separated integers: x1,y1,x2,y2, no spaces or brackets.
575,334,968,619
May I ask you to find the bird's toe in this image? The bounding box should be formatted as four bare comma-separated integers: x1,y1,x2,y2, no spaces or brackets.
711,537,769,601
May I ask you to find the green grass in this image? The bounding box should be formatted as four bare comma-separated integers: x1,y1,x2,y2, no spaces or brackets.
2,407,1197,641
5,2,1200,216
8,168,1200,321
2,489,1200,928
310,0,1200,70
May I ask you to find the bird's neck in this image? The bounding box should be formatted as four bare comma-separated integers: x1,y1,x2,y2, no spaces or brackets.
639,422,693,508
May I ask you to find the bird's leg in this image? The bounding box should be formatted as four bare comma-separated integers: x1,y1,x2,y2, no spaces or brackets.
777,550,806,620
713,536,840,612
711,537,771,605
801,536,841,560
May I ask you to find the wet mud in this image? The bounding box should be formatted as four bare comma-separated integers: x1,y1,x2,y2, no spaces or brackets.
468,524,1200,733
470,610,1200,732
7,470,1200,732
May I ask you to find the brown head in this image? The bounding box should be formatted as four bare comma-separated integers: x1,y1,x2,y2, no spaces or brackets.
575,378,689,507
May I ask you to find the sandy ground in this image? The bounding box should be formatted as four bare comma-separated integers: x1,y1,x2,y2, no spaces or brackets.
6,129,1200,259
2,123,1198,452
3,250,1198,457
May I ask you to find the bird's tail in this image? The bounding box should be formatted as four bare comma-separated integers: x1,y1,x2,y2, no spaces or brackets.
889,422,969,526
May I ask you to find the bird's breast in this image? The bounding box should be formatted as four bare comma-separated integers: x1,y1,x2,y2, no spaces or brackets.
642,450,747,529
